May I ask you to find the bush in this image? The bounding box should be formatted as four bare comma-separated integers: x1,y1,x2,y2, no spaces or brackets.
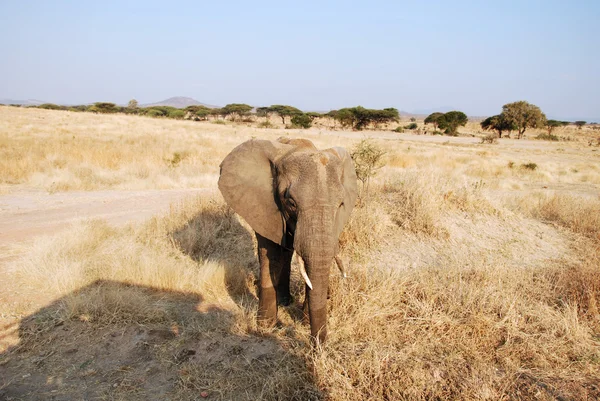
521,162,538,171
257,121,274,129
350,139,386,200
393,126,404,133
146,109,163,118
405,123,418,130
211,120,226,125
38,103,65,110
290,113,312,129
168,109,185,120
481,134,498,144
535,133,559,141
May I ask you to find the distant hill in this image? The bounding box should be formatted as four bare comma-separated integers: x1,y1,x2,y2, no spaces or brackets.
0,99,46,106
141,97,218,109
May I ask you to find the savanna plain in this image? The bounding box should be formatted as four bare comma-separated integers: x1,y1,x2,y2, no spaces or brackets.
1,106,600,400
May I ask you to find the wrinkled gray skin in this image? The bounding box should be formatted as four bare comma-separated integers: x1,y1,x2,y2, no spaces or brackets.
218,138,358,344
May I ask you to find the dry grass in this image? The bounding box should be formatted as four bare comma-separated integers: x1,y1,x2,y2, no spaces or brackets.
2,106,600,400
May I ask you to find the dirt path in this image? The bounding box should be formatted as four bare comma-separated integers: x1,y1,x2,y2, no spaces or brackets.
0,188,210,249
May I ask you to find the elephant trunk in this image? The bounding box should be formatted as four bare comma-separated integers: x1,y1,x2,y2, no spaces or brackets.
295,209,336,344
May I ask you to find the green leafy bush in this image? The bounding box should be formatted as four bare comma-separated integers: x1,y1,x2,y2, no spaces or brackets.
168,109,185,119
291,113,312,129
405,123,418,130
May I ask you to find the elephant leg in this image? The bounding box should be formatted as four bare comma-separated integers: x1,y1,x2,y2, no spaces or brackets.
302,286,310,324
275,249,293,306
256,233,293,328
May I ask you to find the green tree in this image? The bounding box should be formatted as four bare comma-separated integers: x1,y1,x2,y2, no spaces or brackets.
127,99,138,109
255,107,272,119
37,103,65,110
424,112,444,131
290,113,312,128
268,105,302,124
574,120,586,129
545,119,563,135
501,101,546,139
209,108,224,120
93,102,118,114
168,109,185,119
438,111,468,136
306,111,322,121
329,107,399,130
480,114,516,138
221,103,253,121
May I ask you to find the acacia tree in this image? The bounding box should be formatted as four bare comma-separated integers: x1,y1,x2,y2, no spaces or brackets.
306,111,322,121
501,101,546,139
481,114,516,138
127,99,138,109
545,119,563,135
574,121,586,129
255,107,272,119
291,113,312,128
424,112,444,131
329,106,399,130
438,111,468,136
221,103,253,121
268,105,302,124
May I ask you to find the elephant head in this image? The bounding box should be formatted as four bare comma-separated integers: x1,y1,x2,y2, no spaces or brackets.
218,137,358,344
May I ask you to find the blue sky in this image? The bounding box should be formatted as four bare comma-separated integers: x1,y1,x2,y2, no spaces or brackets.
1,1,598,120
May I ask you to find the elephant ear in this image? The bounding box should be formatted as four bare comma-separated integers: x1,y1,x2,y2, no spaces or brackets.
326,147,358,240
218,139,293,245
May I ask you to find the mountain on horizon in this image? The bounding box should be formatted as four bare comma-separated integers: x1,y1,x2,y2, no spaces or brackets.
141,97,218,109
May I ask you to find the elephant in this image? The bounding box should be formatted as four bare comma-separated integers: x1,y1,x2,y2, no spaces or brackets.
218,137,358,344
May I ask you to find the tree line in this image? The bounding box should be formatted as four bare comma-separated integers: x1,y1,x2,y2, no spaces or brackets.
16,101,402,131
8,99,591,136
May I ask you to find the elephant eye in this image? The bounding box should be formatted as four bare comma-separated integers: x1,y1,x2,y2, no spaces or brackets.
287,197,297,208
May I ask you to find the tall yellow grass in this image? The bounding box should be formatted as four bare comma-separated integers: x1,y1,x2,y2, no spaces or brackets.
3,106,600,400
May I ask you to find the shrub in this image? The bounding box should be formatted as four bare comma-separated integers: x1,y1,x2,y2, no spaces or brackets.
168,109,185,120
211,120,226,125
257,121,274,129
146,109,163,118
481,133,498,144
535,133,559,141
350,139,386,200
38,103,65,110
393,126,404,133
521,162,538,171
290,113,312,129
405,122,418,130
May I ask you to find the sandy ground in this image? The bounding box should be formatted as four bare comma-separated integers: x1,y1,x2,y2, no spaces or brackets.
0,188,209,352
0,188,209,250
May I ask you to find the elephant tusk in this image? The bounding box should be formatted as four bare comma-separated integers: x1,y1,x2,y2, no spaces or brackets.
334,255,347,278
294,252,313,290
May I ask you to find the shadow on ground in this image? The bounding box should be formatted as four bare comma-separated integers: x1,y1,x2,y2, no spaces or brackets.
169,202,308,327
0,280,321,400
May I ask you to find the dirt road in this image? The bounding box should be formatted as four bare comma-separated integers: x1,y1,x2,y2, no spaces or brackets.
0,188,209,249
